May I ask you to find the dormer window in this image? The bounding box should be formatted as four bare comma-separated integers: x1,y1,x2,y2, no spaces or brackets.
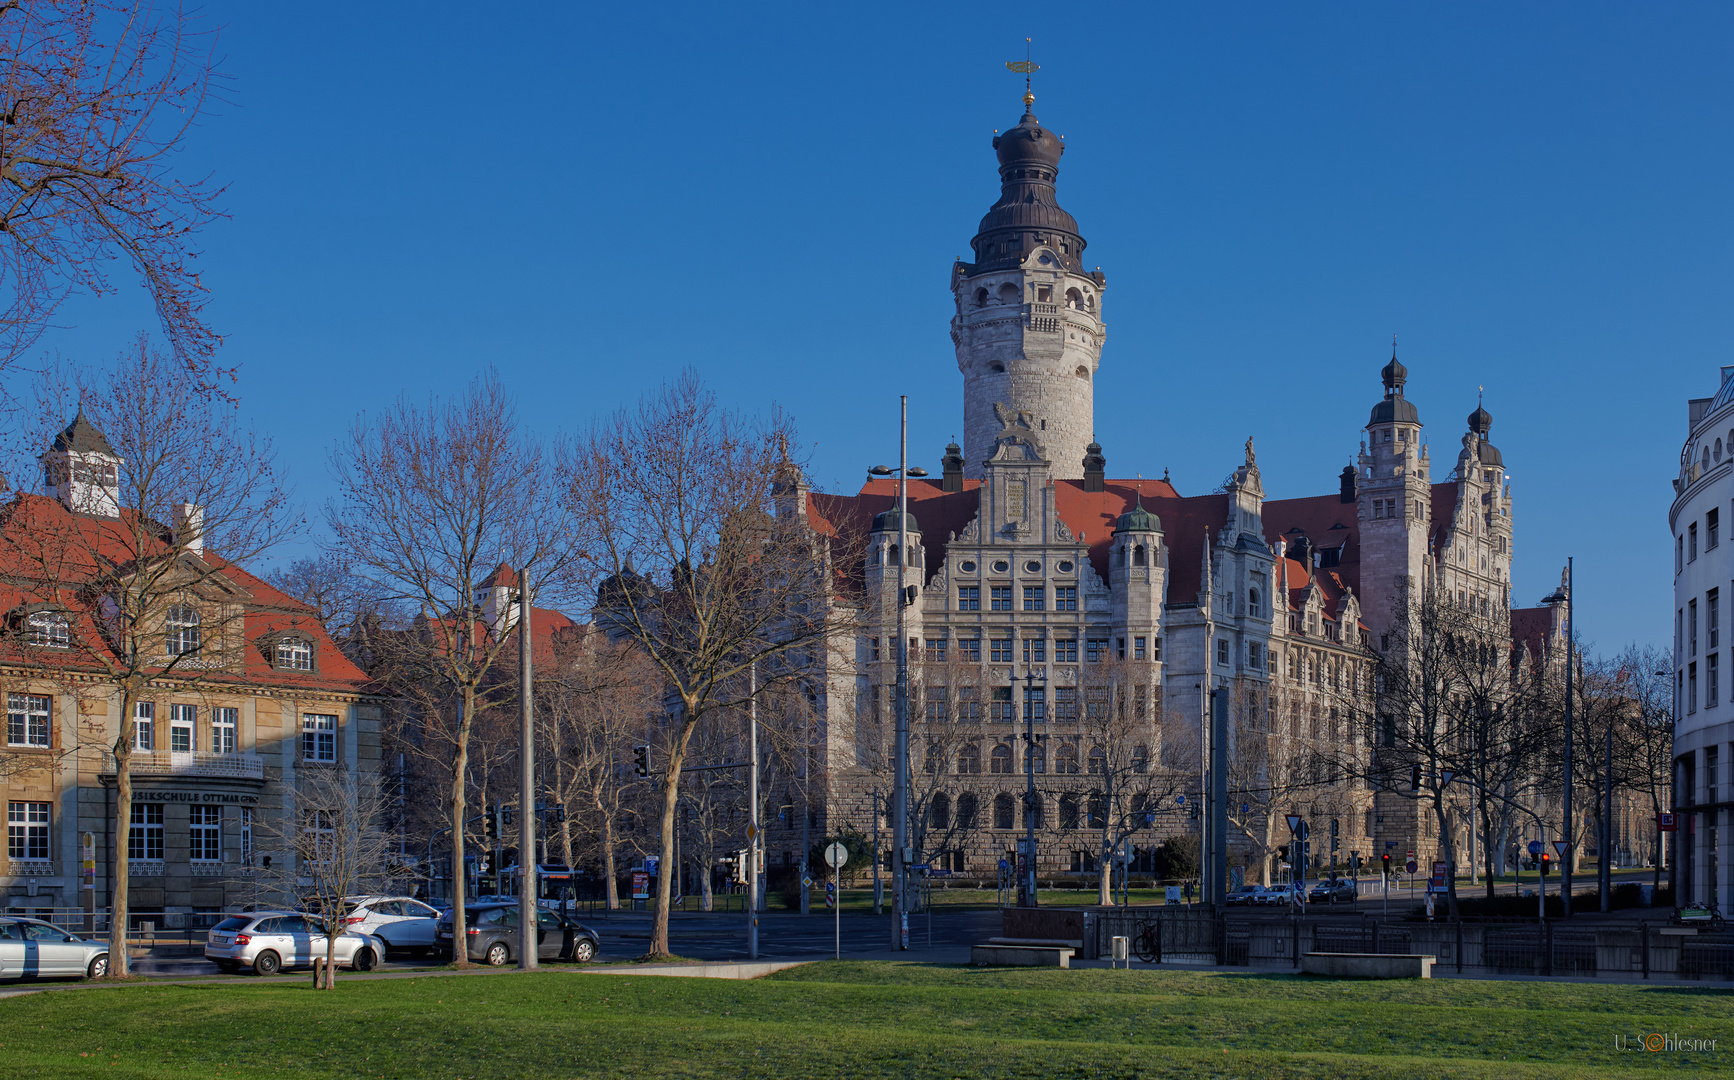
276,638,313,672
25,610,69,649
165,605,201,656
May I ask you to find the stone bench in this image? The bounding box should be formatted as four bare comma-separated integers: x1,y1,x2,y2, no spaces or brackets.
1301,952,1435,979
985,936,1084,949
972,944,1075,968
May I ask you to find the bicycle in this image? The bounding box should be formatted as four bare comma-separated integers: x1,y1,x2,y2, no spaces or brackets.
1672,901,1726,930
1132,920,1160,964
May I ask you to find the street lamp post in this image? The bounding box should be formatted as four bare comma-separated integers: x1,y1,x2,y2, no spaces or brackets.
1544,558,1574,917
869,399,928,950
1016,666,1046,906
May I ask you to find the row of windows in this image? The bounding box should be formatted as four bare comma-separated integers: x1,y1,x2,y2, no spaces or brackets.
929,742,1153,777
15,606,314,672
928,789,1158,832
955,585,1081,612
872,635,1154,663
1680,507,1723,572
1682,585,1727,715
8,802,253,864
889,683,1156,724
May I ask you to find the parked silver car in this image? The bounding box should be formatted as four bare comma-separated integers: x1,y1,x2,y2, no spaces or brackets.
204,911,384,975
340,896,442,955
0,917,108,979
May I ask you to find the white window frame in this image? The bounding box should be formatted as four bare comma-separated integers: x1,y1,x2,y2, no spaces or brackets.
165,604,201,656
7,801,49,861
129,802,164,861
25,610,69,648
240,807,254,866
189,804,221,862
133,701,155,752
6,693,50,748
212,706,238,754
168,703,197,753
302,713,337,763
276,638,312,671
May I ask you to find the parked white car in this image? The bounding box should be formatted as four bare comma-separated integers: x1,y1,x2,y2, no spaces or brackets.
341,896,442,955
205,911,384,975
0,917,108,979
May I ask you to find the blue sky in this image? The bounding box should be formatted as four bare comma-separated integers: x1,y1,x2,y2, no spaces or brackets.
36,3,1734,654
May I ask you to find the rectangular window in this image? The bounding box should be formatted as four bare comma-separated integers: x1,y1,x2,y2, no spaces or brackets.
956,686,982,721
1022,637,1047,664
990,586,1014,611
1217,637,1230,665
6,694,50,748
1691,600,1699,657
133,701,155,752
958,638,981,663
1117,637,1127,660
924,638,947,663
1134,684,1148,720
1054,586,1078,611
869,637,881,662
168,703,196,753
1710,654,1720,709
1054,686,1078,722
1086,687,1110,721
276,639,313,671
1248,641,1262,670
924,687,949,723
1023,686,1046,722
1713,589,1722,650
958,585,980,611
1134,636,1148,661
1689,662,1698,714
1679,534,1685,573
1022,586,1045,611
189,805,221,862
991,686,1014,722
240,807,254,866
25,610,68,648
1711,508,1721,551
1054,638,1078,663
990,638,1013,664
6,801,49,861
129,802,164,861
212,707,237,754
302,713,337,762
1691,522,1699,562
1086,638,1108,663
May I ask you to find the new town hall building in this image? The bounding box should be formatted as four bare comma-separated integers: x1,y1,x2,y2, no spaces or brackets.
786,89,1552,881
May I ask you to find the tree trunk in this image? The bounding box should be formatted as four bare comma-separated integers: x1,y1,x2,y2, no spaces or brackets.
700,857,714,912
448,687,475,967
325,925,338,989
107,717,133,979
601,814,619,911
648,720,695,958
1437,797,1459,920
1098,850,1114,907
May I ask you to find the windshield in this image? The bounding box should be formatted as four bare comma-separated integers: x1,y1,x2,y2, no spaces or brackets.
213,917,250,932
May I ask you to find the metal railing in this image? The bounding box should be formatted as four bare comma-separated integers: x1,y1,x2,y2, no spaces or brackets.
103,751,265,780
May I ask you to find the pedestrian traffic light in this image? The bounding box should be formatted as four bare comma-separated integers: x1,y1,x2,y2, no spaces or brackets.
501,806,513,827
1381,853,1391,875
634,745,651,778
1410,764,1422,791
1539,852,1551,877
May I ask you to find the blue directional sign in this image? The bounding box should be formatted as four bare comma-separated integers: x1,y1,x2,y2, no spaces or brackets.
1527,840,1543,856
998,858,1010,872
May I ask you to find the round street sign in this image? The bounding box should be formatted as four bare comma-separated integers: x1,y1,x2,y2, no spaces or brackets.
824,841,849,868
1404,860,1418,875
1527,840,1543,856
998,858,1010,872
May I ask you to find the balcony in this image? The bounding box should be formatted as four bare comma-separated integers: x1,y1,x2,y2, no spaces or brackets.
104,752,265,781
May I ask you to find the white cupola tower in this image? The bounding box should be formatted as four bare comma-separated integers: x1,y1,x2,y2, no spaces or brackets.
951,88,1105,481
41,410,121,517
1356,347,1433,645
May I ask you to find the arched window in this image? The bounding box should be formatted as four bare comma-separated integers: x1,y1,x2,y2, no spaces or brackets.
1055,744,1079,774
997,282,1019,305
1059,792,1080,830
1025,745,1045,774
957,744,982,775
888,544,898,565
1087,746,1108,775
993,792,1015,829
1065,287,1084,310
957,792,979,830
165,604,200,656
1248,588,1261,617
26,610,69,648
1133,545,1146,566
1705,447,1713,470
974,287,989,308
931,793,951,830
990,745,1013,775
1087,793,1107,829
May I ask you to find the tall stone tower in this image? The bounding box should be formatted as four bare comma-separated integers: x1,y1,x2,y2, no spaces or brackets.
1356,349,1432,645
951,89,1106,480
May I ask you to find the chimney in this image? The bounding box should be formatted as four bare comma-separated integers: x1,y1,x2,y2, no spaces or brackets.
173,503,204,554
1339,465,1357,504
941,442,965,493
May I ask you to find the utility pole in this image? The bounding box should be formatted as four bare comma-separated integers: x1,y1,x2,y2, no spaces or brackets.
1563,557,1574,918
1208,686,1228,912
1602,722,1613,913
517,572,537,970
1019,666,1046,906
872,789,882,915
747,661,760,958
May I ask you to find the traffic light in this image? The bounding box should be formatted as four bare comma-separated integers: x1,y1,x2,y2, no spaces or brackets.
555,803,566,823
1410,764,1422,792
1277,844,1290,863
634,745,651,778
485,806,499,840
501,806,513,828
1330,818,1340,853
1539,852,1551,877
1381,852,1391,876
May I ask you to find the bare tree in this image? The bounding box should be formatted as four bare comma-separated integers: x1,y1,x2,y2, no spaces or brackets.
255,770,406,988
1226,681,1323,887
326,371,577,961
1069,659,1175,904
1609,645,1675,893
561,371,859,958
0,3,229,386
0,339,292,976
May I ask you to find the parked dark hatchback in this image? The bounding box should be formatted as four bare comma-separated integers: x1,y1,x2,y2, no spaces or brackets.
434,902,599,966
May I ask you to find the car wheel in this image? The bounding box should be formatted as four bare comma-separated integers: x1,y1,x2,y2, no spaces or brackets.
86,954,109,979
253,950,281,976
484,942,510,967
352,947,377,972
572,938,595,963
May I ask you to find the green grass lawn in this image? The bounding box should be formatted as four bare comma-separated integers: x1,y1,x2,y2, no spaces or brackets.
0,963,1727,1078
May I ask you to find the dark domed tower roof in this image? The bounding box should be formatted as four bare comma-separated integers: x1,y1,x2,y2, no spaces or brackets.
871,509,922,535
1469,402,1502,466
1468,404,1492,435
50,409,116,456
1369,344,1420,426
969,96,1086,273
1113,494,1161,535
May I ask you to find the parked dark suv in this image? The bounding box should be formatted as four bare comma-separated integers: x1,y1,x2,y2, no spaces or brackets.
434,902,599,966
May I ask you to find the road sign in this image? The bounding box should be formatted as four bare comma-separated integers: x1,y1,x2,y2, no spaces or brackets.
824,881,836,908
1658,812,1678,832
1441,770,1455,787
801,875,813,889
1385,840,1396,849
998,858,1010,872
1528,840,1543,855
1285,814,1303,833
824,841,849,868
1552,840,1569,857
747,823,757,842
1405,860,1418,874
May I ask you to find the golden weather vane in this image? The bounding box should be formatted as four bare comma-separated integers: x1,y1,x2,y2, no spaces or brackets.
1006,38,1038,109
